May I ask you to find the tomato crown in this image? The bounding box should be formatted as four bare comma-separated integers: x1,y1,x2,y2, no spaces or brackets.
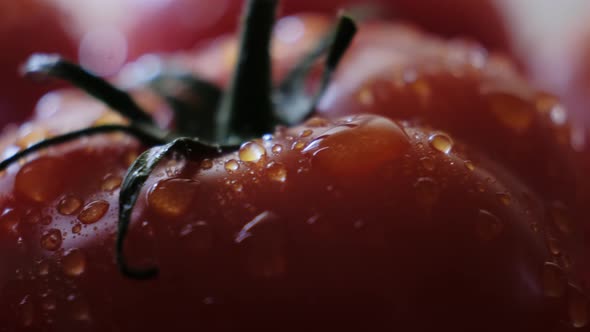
2,0,357,280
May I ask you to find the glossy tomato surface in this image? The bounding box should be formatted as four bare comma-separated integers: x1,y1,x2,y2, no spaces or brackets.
0,13,587,332
0,0,76,128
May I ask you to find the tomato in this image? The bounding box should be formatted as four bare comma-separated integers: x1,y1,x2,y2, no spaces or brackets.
0,1,587,331
0,0,76,128
123,0,510,59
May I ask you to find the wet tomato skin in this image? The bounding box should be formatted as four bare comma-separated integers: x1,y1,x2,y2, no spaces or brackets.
0,14,587,332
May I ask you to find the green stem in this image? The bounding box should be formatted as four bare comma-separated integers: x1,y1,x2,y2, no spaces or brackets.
215,0,278,144
24,54,155,125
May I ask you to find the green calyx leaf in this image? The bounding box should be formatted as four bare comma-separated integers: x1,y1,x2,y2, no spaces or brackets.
24,54,156,126
150,73,223,142
116,137,227,280
274,15,357,125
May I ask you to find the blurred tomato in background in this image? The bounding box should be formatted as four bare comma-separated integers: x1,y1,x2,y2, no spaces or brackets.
0,0,76,128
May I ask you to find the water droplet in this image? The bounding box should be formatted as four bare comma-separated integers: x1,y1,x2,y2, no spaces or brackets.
420,157,435,171
58,196,83,215
271,144,283,155
476,210,503,242
101,175,122,191
41,229,62,251
224,160,240,172
300,129,313,138
72,224,82,234
62,249,86,277
305,117,329,127
429,133,453,154
542,262,565,297
310,116,410,176
201,159,213,170
267,162,287,183
569,285,589,328
414,177,439,209
239,142,266,162
232,183,244,192
78,200,109,225
292,140,307,151
496,193,511,206
551,202,571,235
15,157,64,203
148,178,199,218
464,160,475,171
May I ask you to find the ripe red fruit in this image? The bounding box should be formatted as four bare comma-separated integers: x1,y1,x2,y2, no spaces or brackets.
123,0,510,59
0,0,76,127
0,1,587,331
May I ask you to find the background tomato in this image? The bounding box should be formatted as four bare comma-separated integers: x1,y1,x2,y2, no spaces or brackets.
0,0,76,128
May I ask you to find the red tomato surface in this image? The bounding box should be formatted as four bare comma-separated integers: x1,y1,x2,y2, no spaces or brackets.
0,0,76,128
0,12,587,332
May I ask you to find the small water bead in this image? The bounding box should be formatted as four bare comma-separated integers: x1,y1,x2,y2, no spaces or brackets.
41,229,62,251
72,224,82,234
542,262,565,298
569,285,589,328
101,175,122,191
271,144,283,155
200,159,213,170
239,142,266,162
476,210,503,242
291,140,307,151
429,133,453,154
310,116,410,176
15,157,64,203
58,196,83,215
148,178,199,218
464,160,475,171
78,200,109,225
267,162,288,183
410,78,432,106
224,160,240,172
62,249,86,277
305,117,329,127
300,129,313,138
546,235,562,256
37,260,50,276
496,192,511,206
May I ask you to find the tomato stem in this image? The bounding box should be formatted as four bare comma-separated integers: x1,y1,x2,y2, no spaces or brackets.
23,54,156,126
216,0,279,144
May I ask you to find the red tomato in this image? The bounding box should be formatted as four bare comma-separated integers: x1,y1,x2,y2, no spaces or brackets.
123,0,510,59
0,5,586,332
0,0,76,128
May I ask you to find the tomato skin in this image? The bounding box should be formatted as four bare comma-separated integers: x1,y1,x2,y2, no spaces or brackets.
0,15,587,332
0,0,76,128
124,0,510,59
